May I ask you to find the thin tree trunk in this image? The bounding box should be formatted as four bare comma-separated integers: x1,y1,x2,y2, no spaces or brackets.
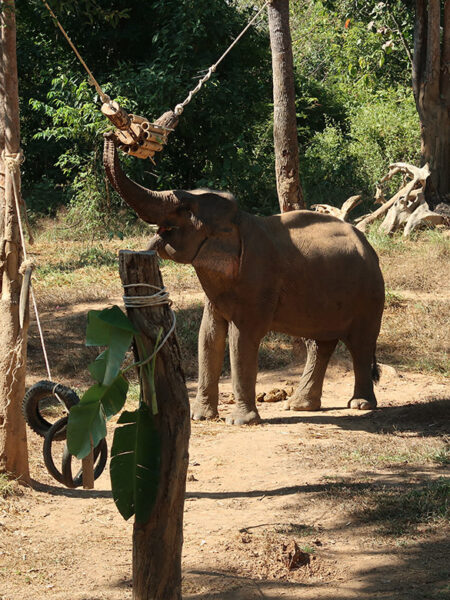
268,0,304,212
413,0,450,203
119,250,190,600
0,14,5,280
0,0,30,481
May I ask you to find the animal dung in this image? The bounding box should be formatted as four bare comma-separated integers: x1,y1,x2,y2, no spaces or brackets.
263,388,288,403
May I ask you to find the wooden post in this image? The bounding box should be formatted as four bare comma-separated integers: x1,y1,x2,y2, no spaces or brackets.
0,0,30,482
81,438,95,490
119,250,190,600
268,0,305,212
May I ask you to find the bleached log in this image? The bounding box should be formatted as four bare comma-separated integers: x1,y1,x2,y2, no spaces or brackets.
380,190,424,234
357,162,430,232
356,184,411,232
403,203,444,236
311,194,361,222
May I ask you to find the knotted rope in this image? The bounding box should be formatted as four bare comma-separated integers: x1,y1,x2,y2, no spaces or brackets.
2,150,56,386
122,283,176,370
174,1,269,116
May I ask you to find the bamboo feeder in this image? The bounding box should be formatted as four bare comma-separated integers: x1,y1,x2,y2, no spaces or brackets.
101,101,178,161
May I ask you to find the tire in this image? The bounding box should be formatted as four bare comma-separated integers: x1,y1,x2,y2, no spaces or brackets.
22,380,79,440
43,416,108,488
61,438,108,489
43,417,70,485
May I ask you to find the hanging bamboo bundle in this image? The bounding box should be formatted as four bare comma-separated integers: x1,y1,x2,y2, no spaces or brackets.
101,102,178,161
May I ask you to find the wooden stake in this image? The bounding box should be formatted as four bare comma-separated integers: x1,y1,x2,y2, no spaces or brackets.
119,250,190,600
82,438,94,489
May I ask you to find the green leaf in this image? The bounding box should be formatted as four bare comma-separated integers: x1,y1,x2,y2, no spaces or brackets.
67,374,129,459
101,374,129,419
67,391,107,459
110,406,161,522
86,307,136,385
88,349,109,383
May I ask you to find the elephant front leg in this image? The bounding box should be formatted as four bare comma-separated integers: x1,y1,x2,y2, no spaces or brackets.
287,338,338,411
191,301,228,421
226,323,261,425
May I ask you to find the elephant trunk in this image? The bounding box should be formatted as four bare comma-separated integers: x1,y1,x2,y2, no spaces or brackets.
103,133,179,224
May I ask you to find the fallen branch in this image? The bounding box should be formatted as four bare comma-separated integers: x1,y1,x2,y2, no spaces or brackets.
311,194,361,221
356,162,431,233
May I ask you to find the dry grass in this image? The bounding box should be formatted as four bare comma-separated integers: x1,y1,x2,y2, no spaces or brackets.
371,227,450,375
26,221,450,385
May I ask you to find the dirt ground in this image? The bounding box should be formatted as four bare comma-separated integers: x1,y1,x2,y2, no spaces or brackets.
1,231,449,600
1,359,448,599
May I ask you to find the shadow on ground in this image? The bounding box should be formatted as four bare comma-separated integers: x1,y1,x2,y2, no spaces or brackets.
265,396,450,437
183,533,450,599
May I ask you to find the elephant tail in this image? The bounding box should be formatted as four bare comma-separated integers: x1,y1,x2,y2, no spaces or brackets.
372,355,381,384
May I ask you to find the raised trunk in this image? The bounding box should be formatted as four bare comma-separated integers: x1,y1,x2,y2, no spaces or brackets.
268,0,304,212
413,0,450,203
103,134,179,224
119,250,190,600
0,0,30,482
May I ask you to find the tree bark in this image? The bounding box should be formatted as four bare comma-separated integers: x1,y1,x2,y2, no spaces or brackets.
413,0,450,203
0,0,30,481
268,0,304,212
0,13,5,282
119,250,190,600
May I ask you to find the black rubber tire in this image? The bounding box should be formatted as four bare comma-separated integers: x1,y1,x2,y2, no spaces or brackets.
43,416,70,485
43,416,108,488
62,437,108,489
22,380,79,440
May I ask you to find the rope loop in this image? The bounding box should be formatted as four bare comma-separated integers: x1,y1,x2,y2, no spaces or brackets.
2,149,25,173
122,283,177,370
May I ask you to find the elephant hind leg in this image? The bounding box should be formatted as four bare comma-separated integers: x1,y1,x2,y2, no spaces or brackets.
345,329,379,410
287,338,338,411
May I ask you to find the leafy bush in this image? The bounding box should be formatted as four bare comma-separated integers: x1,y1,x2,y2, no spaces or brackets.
302,88,420,207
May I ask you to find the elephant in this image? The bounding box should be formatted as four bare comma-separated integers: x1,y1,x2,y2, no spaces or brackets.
103,133,385,425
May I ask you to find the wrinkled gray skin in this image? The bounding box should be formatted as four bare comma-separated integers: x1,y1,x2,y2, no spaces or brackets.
104,134,385,424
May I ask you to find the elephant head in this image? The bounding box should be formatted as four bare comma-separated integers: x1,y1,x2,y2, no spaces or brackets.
103,134,239,265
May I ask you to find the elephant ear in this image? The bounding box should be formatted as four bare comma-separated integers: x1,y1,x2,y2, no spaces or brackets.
173,189,239,234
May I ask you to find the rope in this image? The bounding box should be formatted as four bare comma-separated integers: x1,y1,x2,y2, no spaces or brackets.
122,283,176,370
3,150,55,384
40,0,268,124
40,0,111,105
174,1,269,115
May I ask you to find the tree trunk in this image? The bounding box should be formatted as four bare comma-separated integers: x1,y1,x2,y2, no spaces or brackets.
413,0,450,203
0,0,30,481
119,250,190,600
0,13,5,282
268,0,304,212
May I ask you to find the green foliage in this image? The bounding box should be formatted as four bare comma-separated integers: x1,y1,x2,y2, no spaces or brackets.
17,0,422,226
66,305,163,522
110,406,161,522
302,88,420,206
67,307,135,458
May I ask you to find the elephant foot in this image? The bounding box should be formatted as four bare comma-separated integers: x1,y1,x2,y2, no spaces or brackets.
286,394,321,411
191,400,219,421
347,397,377,410
225,408,261,426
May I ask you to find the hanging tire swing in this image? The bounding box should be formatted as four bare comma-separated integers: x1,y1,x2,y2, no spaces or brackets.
43,416,108,488
23,381,108,487
22,380,79,439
